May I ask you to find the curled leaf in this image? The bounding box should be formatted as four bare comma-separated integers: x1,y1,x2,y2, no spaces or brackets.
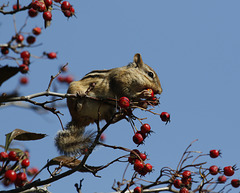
5,129,47,151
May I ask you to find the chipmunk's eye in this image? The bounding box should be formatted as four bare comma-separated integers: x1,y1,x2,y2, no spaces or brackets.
148,71,154,78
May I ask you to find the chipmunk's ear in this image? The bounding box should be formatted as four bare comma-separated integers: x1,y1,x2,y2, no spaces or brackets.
133,53,144,67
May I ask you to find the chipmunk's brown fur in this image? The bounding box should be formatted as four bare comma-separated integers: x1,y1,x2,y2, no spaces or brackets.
55,53,162,155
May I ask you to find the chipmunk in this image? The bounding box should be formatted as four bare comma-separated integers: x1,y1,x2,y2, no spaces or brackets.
55,53,162,155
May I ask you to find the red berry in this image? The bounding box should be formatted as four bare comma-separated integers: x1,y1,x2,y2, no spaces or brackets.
139,153,147,161
47,52,57,59
43,11,52,21
182,170,191,178
100,133,106,142
20,77,29,85
133,186,142,193
179,187,189,193
140,124,151,134
15,172,27,187
19,64,29,74
61,1,71,10
130,149,140,158
118,97,130,108
28,8,38,17
133,132,144,145
8,151,18,161
182,177,192,185
147,88,154,98
209,165,219,175
32,27,41,35
173,179,182,189
63,10,72,17
128,156,135,164
57,75,65,82
31,1,40,10
17,172,27,181
21,51,30,59
22,57,30,65
143,163,152,173
224,166,235,176
38,2,46,12
32,1,46,12
21,159,30,168
4,170,17,182
209,149,220,158
16,34,24,43
218,175,227,183
27,167,39,176
0,152,8,161
134,159,144,172
44,0,53,7
27,36,36,44
138,169,148,176
64,75,74,84
1,47,9,55
13,4,21,10
231,179,240,188
160,112,170,123
70,6,75,14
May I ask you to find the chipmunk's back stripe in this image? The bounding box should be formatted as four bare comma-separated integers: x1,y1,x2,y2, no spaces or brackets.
85,69,110,76
81,69,110,80
81,74,105,80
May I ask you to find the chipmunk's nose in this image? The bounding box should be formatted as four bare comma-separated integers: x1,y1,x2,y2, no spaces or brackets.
154,88,162,95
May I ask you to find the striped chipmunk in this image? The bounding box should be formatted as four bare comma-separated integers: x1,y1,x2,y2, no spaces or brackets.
55,53,162,155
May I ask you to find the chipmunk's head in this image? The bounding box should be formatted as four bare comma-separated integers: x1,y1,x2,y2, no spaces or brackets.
131,53,162,95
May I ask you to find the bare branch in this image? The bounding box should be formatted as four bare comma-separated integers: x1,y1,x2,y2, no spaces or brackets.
0,3,31,15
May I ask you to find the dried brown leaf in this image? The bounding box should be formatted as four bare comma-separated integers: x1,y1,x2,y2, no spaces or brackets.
5,129,47,151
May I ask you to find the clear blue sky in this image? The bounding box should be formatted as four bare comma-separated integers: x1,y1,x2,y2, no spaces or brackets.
1,1,240,192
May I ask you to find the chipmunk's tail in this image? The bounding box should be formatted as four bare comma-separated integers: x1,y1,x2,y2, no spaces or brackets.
55,121,95,156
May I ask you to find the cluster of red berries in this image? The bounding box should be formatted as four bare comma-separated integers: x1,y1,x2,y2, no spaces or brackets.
118,95,170,146
57,75,74,84
26,0,75,20
17,49,56,85
208,150,240,188
1,29,57,85
128,149,152,176
131,113,170,145
173,170,192,193
1,24,52,87
118,89,159,110
28,0,52,19
0,151,32,187
0,26,41,58
132,123,151,145
60,1,75,17
171,149,240,192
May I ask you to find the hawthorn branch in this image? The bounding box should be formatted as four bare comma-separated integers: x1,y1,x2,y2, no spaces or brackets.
0,113,118,193
0,3,31,15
